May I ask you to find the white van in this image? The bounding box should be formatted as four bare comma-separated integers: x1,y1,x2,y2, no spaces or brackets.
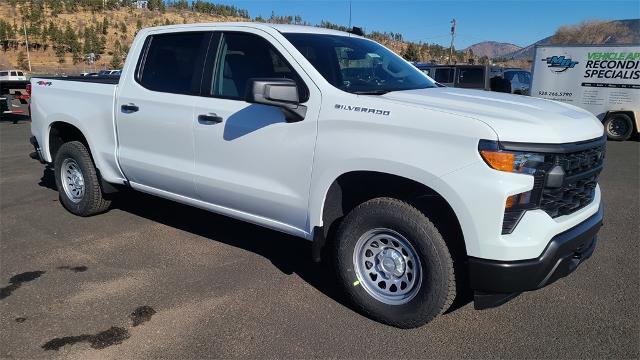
531,44,640,141
0,70,27,81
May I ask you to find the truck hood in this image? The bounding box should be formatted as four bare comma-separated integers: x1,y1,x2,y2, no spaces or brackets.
381,87,604,143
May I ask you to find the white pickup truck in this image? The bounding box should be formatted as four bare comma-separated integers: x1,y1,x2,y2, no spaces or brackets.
30,23,606,328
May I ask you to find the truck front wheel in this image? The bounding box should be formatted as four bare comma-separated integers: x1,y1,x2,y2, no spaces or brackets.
54,141,111,216
334,197,456,328
604,113,634,141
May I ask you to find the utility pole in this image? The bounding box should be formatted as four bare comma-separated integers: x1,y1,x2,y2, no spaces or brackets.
22,23,32,72
448,18,456,65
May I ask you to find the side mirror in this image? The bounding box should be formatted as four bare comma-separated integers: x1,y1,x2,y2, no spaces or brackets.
245,78,307,122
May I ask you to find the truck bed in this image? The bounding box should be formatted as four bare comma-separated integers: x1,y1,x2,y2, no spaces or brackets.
29,76,124,184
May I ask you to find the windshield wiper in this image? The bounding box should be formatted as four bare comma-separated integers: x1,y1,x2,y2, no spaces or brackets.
352,90,391,95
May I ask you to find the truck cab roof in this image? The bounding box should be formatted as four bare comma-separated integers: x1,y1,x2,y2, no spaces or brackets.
143,22,358,37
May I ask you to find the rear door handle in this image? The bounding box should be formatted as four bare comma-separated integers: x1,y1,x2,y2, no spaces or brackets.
198,113,223,125
121,103,139,113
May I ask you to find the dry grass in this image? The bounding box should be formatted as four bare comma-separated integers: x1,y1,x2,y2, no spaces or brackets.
550,19,635,45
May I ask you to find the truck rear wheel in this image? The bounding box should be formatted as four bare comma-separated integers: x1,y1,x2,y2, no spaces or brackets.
604,113,633,141
54,141,111,216
334,197,456,328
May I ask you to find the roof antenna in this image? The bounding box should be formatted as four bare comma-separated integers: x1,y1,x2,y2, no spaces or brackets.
346,0,364,36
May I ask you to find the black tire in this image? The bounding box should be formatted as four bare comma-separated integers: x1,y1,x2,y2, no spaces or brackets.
604,113,634,141
54,141,111,216
334,197,456,328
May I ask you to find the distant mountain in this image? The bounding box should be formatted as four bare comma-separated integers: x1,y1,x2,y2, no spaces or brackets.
500,35,553,61
501,19,640,60
463,41,521,59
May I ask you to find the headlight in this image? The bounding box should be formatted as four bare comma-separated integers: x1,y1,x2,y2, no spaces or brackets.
478,140,545,174
478,140,550,234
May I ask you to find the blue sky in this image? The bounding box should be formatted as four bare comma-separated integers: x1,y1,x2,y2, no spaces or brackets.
215,0,639,48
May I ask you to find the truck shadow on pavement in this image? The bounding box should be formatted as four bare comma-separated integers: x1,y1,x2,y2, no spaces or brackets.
38,167,472,317
114,189,352,305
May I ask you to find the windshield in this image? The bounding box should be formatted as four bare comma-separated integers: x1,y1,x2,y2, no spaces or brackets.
283,33,436,94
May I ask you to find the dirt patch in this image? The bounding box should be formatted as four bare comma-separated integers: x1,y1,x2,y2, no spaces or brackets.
58,266,89,273
0,271,46,300
42,326,131,351
129,305,157,327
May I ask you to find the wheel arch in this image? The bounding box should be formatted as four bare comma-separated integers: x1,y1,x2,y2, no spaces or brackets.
48,121,91,162
47,120,120,194
311,168,467,265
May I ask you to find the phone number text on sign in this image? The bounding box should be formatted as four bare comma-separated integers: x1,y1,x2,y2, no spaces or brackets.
538,91,573,97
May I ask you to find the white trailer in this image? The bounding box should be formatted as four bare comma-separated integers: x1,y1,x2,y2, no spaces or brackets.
531,44,640,141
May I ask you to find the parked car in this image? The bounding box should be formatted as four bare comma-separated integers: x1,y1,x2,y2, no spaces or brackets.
531,44,640,141
413,62,435,75
413,64,531,95
502,68,531,95
97,69,121,76
0,69,27,81
416,64,505,90
30,23,605,328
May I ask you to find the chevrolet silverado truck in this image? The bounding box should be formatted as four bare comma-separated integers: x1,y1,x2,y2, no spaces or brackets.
30,23,605,328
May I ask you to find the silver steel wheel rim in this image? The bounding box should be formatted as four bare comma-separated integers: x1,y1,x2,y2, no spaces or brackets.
607,118,628,137
353,228,422,305
61,158,85,203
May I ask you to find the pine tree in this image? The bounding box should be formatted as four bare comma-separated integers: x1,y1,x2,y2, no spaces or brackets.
102,18,109,35
110,51,122,68
402,43,421,62
47,0,64,16
17,51,29,70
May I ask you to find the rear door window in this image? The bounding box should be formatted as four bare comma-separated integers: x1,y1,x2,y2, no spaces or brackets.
137,32,211,95
10,71,17,76
457,68,485,88
434,68,454,83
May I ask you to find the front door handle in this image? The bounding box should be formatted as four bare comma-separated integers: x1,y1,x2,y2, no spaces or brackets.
198,113,223,125
121,103,139,113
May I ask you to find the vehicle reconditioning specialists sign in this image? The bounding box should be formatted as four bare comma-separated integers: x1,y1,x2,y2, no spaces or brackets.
531,45,640,118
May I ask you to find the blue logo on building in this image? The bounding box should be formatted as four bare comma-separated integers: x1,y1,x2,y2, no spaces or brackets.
542,56,579,73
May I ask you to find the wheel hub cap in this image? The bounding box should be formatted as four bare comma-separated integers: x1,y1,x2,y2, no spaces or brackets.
377,248,406,278
353,228,422,305
61,158,85,203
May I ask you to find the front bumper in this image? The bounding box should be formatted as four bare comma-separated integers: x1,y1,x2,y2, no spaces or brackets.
469,202,603,309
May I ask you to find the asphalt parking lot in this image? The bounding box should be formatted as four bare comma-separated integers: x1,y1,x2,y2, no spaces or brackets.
1,119,638,358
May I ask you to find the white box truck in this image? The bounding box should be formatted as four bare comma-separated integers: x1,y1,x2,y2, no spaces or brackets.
531,44,640,141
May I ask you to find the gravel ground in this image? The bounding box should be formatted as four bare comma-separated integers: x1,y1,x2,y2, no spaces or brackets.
1,119,638,359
